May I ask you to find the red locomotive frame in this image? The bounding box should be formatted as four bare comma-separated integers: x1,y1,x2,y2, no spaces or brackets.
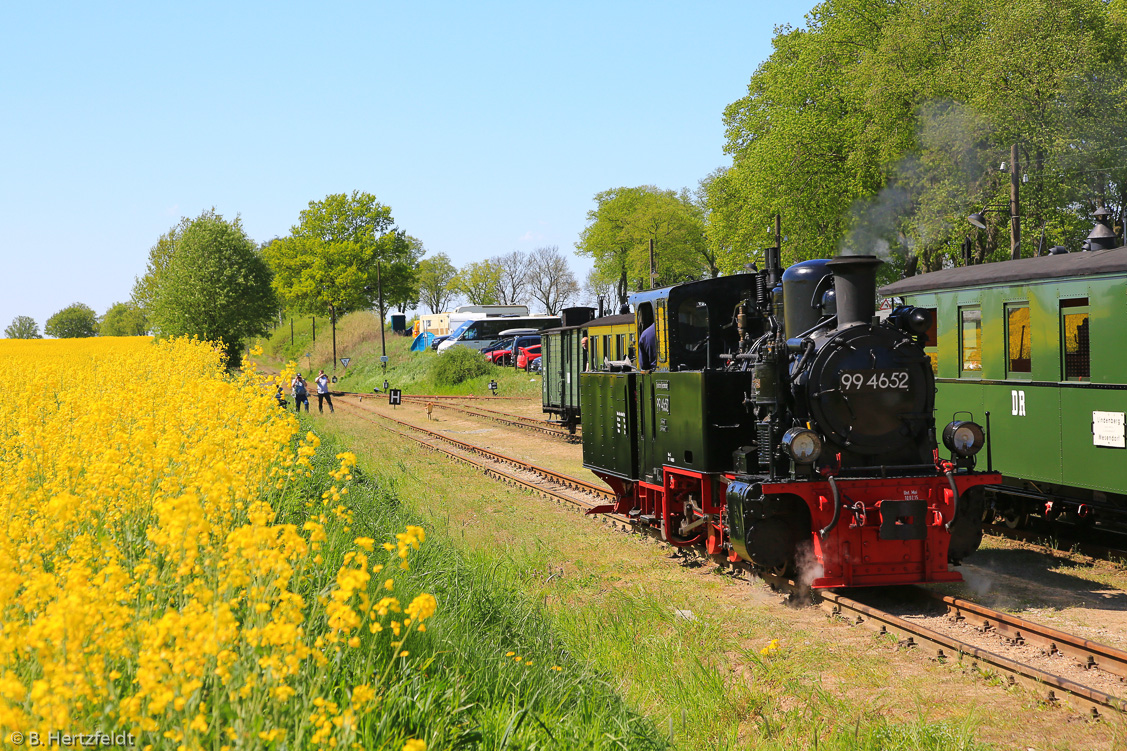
588,466,1002,588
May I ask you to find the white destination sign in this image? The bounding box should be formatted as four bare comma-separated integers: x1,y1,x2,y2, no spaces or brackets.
1093,410,1126,448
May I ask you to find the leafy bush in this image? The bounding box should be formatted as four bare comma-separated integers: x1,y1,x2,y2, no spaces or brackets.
432,345,492,386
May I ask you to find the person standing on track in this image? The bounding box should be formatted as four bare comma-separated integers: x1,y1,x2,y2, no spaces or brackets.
292,373,310,412
315,369,334,414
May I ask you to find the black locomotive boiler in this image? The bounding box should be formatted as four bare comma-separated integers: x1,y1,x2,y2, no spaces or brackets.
581,254,1001,587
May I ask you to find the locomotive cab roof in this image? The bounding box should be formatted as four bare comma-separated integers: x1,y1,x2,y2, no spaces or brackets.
880,245,1127,296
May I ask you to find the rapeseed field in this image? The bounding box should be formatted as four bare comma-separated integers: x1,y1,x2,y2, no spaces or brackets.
0,337,433,749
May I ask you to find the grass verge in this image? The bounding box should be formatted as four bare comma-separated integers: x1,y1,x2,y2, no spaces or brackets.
257,312,541,398
296,418,667,749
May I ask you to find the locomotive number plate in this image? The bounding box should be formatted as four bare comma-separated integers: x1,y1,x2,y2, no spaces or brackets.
840,369,910,392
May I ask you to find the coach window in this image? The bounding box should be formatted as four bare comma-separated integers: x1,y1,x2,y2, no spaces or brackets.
677,298,710,369
960,306,982,375
1061,298,1090,381
655,299,669,367
1006,303,1032,377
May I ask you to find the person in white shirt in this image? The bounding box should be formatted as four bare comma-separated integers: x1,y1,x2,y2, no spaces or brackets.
315,369,334,413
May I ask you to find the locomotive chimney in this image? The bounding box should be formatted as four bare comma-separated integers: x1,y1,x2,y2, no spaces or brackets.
826,255,883,328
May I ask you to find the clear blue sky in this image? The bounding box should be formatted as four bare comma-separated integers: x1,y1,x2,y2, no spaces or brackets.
1,1,814,331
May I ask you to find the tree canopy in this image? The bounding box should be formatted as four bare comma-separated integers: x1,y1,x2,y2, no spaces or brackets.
263,192,417,323
45,303,98,338
148,210,276,363
455,260,502,305
100,302,149,336
417,253,458,313
576,186,712,305
709,0,1127,271
5,316,41,339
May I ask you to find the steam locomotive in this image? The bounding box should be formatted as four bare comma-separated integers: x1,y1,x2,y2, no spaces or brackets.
580,252,1001,587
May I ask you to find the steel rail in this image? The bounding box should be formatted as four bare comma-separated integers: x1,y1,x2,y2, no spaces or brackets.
931,592,1127,681
338,396,610,498
397,396,579,441
336,394,1127,718
820,590,1127,718
334,397,631,533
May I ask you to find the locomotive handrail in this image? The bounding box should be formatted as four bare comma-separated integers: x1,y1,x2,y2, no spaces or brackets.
943,469,960,531
818,475,843,539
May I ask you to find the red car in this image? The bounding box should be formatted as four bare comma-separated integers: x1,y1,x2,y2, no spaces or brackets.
484,338,515,365
516,343,541,370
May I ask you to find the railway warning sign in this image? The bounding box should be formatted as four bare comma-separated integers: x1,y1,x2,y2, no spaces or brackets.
389,389,402,406
1093,410,1125,448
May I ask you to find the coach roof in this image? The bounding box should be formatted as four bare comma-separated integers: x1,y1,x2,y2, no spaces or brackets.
880,245,1127,296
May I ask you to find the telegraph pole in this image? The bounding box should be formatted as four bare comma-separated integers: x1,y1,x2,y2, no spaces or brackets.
649,239,657,289
1010,143,1021,260
377,261,387,373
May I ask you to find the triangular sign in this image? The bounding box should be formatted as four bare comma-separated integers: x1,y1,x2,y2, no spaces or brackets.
340,357,351,367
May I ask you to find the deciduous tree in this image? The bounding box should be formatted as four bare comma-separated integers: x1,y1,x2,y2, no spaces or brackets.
149,210,276,364
4,315,41,339
417,253,458,313
576,186,711,306
100,302,149,336
263,191,416,363
133,216,192,313
45,303,98,338
454,260,502,305
490,251,530,306
526,246,579,315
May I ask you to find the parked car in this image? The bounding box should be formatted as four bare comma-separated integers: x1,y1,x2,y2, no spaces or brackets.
527,355,542,373
430,335,449,351
482,338,515,364
516,343,541,371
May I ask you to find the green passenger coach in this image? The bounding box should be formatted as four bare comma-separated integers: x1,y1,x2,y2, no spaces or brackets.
880,247,1127,527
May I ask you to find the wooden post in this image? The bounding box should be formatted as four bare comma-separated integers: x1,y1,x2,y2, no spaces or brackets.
1010,143,1021,260
649,238,657,289
378,261,387,372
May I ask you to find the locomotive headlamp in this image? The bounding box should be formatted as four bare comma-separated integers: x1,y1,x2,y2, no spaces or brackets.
942,420,985,457
782,427,823,464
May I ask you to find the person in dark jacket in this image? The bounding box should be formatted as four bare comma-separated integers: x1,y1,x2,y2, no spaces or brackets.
638,322,657,370
292,374,310,412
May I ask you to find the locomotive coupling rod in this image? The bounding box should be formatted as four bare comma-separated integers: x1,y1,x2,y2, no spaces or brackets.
679,514,716,535
818,475,843,540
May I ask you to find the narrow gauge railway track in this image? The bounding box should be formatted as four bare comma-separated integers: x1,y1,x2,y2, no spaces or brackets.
821,590,1127,718
397,395,579,442
386,393,532,401
334,395,1127,719
337,394,611,505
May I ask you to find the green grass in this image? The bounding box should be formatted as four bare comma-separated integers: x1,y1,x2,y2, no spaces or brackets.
305,414,1005,750
256,311,542,398
292,419,667,749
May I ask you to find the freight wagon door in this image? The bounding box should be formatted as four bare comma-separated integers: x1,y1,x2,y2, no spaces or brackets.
561,332,575,413
546,334,562,409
